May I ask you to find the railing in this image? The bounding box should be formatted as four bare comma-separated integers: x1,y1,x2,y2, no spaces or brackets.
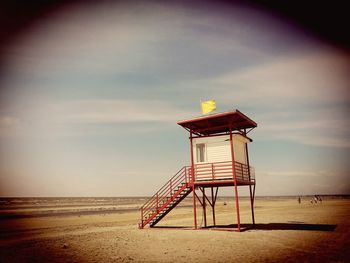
194,161,254,182
139,161,254,228
141,161,253,217
140,166,191,227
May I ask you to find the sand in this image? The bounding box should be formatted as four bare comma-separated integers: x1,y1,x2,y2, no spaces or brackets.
0,197,349,262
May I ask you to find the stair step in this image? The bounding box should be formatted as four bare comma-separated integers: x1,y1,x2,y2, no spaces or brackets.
141,182,192,227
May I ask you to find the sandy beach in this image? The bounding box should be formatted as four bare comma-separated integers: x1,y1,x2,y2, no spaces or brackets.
0,196,349,262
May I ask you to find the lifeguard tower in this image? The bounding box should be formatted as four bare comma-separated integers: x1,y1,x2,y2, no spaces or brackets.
139,109,257,231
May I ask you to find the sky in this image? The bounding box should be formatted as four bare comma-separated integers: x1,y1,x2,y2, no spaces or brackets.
0,1,349,197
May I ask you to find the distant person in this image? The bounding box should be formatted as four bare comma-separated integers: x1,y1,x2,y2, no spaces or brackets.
298,196,301,204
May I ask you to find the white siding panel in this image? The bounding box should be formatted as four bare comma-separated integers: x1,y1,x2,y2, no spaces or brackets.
207,142,231,163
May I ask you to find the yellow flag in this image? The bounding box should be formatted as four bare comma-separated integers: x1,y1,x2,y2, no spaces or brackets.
201,100,216,114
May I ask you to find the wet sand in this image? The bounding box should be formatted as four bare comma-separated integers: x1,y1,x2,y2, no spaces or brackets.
0,197,349,262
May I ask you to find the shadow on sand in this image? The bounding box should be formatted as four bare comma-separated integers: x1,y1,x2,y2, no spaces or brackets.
152,223,337,232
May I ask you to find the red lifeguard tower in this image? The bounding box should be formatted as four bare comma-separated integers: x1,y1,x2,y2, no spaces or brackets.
139,109,257,231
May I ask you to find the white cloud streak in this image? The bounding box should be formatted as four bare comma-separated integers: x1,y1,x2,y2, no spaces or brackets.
0,116,20,137
256,169,350,195
211,49,350,104
0,99,194,139
200,49,350,147
259,170,328,177
54,99,192,123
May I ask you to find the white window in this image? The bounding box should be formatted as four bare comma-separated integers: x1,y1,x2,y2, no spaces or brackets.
196,144,206,163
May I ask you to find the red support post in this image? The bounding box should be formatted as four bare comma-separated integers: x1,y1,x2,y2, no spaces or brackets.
245,141,255,225
192,184,197,230
211,187,216,226
190,130,197,229
230,128,241,232
202,187,207,227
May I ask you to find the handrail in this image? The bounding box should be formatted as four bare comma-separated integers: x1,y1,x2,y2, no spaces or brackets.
140,165,190,226
141,166,186,209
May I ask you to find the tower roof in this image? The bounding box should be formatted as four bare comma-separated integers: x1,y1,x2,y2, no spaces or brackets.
177,109,257,135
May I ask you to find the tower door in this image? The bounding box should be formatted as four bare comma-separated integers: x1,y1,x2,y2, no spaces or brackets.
196,143,206,163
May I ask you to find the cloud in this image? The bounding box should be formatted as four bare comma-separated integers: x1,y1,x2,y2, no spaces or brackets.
201,49,350,147
210,49,350,105
2,0,310,92
0,116,19,126
256,169,350,195
0,116,20,136
52,99,192,124
259,170,328,177
0,99,194,139
256,106,350,147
